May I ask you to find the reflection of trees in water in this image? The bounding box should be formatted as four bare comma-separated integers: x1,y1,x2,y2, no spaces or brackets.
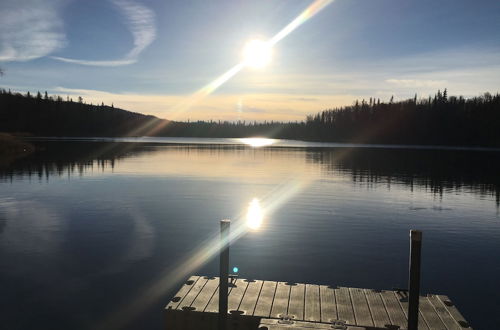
307,148,500,207
0,141,255,181
2,141,499,208
0,142,156,181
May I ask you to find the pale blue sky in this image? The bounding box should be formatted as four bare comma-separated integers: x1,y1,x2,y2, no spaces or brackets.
1,0,499,121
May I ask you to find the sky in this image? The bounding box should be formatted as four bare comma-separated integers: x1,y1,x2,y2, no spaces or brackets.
1,0,499,121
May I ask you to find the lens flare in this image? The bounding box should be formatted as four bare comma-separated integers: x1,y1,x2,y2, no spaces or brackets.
246,198,264,230
161,0,335,119
269,0,334,46
93,179,311,330
93,1,337,327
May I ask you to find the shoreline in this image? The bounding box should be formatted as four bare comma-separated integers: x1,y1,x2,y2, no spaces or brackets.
0,133,35,164
24,136,500,152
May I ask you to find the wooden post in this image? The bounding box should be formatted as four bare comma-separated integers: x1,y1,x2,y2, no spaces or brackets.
219,219,230,330
408,230,422,330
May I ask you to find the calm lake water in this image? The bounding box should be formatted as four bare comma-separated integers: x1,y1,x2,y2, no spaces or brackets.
1,138,499,330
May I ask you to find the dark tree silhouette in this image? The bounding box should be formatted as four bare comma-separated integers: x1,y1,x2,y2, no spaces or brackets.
303,90,500,147
0,89,164,137
1,89,499,147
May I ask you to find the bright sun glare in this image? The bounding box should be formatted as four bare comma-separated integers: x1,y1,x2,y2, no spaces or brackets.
239,137,276,147
246,198,264,230
243,39,273,69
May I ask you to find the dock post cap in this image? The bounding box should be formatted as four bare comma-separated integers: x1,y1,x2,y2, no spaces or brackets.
410,229,422,241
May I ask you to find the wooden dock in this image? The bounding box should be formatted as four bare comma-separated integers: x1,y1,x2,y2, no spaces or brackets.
165,275,471,330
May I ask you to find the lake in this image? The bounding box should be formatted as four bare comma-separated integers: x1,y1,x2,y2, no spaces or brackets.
1,138,499,330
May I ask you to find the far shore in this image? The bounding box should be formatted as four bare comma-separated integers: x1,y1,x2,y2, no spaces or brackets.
0,133,35,164
23,135,500,152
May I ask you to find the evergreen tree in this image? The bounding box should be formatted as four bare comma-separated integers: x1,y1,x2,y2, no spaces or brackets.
1,88,500,147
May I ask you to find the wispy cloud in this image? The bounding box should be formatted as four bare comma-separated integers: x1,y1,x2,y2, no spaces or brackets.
385,79,447,88
0,0,65,62
50,57,137,67
52,0,156,66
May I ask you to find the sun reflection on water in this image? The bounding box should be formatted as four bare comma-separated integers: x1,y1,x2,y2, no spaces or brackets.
246,198,264,230
239,138,276,147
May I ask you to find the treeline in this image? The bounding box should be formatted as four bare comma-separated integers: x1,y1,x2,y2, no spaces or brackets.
156,120,305,139
1,88,500,147
0,89,165,136
305,90,500,147
0,89,302,138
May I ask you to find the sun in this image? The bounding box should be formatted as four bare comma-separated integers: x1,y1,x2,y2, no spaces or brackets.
242,39,273,69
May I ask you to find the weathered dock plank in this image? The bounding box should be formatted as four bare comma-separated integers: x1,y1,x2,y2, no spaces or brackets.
304,284,320,322
165,275,200,310
379,290,407,329
239,279,263,315
190,277,218,312
364,289,390,328
419,296,447,329
204,280,235,313
349,287,373,327
319,285,337,323
260,318,367,329
270,282,291,318
228,278,248,312
254,281,277,318
176,276,208,309
395,290,430,330
204,287,220,313
427,294,463,330
335,287,356,324
288,283,306,320
436,295,472,329
165,276,471,330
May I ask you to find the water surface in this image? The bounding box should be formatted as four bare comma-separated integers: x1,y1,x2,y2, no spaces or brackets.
1,138,499,330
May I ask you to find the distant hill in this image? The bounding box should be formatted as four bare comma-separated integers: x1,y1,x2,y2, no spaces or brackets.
0,89,167,137
1,88,500,147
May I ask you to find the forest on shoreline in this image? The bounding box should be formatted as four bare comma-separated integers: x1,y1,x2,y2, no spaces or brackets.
1,88,499,147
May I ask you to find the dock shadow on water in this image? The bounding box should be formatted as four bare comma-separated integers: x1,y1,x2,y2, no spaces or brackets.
1,139,499,330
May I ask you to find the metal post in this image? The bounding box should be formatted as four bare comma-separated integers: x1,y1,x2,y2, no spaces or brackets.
219,219,230,330
408,230,422,330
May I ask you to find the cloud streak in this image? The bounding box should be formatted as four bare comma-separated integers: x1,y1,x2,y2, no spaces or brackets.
385,79,447,88
0,0,65,62
52,0,156,66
